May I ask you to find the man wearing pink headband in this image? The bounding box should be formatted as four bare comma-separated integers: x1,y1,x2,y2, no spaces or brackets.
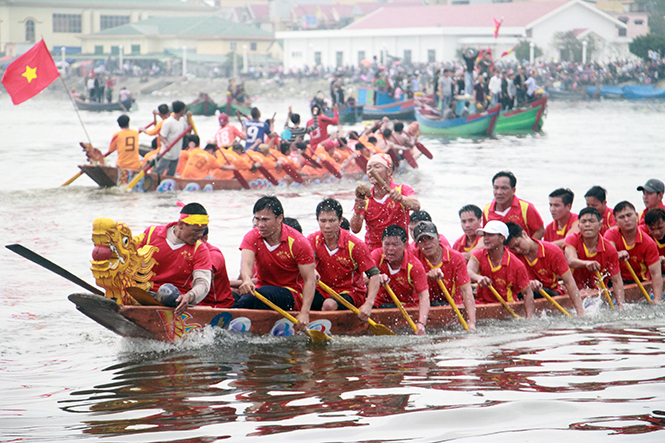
351,153,421,251
138,202,212,315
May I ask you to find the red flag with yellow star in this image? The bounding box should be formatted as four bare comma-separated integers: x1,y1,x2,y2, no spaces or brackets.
2,39,59,105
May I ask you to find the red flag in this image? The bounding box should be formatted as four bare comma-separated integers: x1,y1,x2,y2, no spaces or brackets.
1,39,60,105
493,17,503,39
501,44,519,58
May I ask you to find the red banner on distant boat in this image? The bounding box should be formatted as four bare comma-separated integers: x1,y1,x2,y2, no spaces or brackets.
1,39,60,105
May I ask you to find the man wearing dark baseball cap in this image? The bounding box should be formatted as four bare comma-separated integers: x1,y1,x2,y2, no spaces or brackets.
637,178,665,228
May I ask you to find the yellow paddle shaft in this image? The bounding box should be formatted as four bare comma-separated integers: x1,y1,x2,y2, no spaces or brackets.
61,171,83,186
436,279,469,330
488,284,524,320
383,284,418,333
123,169,146,191
594,271,616,309
624,262,654,304
187,111,198,136
318,281,380,328
537,288,572,317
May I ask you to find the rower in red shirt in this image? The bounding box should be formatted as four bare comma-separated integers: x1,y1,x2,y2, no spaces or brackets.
644,208,665,273
544,188,579,248
406,210,450,257
584,185,616,235
370,225,430,335
452,204,484,261
563,207,625,307
604,201,662,303
483,171,545,240
350,153,421,251
637,178,665,229
307,198,380,318
467,220,535,318
138,203,212,315
307,103,338,148
505,222,584,316
234,196,317,331
413,221,476,330
200,228,234,308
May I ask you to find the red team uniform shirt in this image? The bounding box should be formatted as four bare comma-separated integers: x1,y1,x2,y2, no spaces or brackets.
470,248,530,304
600,207,616,236
201,244,234,308
416,241,470,304
215,125,244,148
564,232,620,290
370,249,428,308
544,212,579,243
604,227,660,282
239,224,315,310
307,109,338,148
452,234,480,255
483,196,544,237
639,202,665,229
307,229,375,307
515,240,571,295
359,181,416,251
139,222,212,294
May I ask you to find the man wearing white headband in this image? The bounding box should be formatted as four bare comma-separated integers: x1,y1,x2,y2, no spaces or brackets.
138,202,212,315
351,153,421,251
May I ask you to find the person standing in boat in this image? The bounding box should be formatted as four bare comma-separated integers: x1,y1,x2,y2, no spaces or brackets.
644,208,665,273
234,196,317,332
370,225,430,335
505,222,585,316
138,203,212,316
350,153,421,252
156,100,188,176
483,171,545,240
544,188,579,248
452,204,484,261
214,113,246,149
563,207,625,307
467,220,535,318
604,201,662,303
637,179,665,229
307,104,338,149
140,104,170,150
413,221,476,330
584,186,616,235
241,107,272,151
307,198,381,318
283,106,318,144
103,114,141,170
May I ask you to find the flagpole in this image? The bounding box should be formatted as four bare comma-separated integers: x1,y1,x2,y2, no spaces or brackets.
59,74,93,145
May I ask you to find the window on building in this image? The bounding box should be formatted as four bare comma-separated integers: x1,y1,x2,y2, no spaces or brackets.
404,49,412,64
292,51,302,58
314,51,321,65
100,15,130,31
618,28,627,37
336,51,343,67
250,42,257,51
427,49,435,63
451,0,469,4
526,29,533,38
53,14,82,33
111,46,120,56
94,45,104,55
617,16,629,23
635,19,644,25
25,20,35,42
230,42,237,50
131,44,140,55
358,50,365,66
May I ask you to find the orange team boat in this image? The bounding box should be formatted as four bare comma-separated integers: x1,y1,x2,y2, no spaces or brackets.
68,282,656,342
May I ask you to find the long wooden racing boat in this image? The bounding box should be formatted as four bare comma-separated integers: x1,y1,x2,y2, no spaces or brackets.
78,164,365,192
415,105,501,137
495,97,547,134
75,97,135,112
68,281,655,342
186,93,218,116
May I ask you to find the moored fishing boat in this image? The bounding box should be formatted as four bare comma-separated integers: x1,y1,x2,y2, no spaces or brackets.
68,281,654,342
186,93,218,116
362,100,416,121
78,164,365,192
218,96,251,117
74,97,135,112
495,97,547,134
323,104,364,124
415,105,501,137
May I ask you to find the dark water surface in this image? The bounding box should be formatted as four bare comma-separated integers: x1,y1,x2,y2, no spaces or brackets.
2,94,665,442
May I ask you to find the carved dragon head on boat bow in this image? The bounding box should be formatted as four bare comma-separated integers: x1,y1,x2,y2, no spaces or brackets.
90,217,157,305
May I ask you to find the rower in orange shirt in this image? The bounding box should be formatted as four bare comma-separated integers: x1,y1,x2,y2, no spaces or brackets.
210,143,254,180
176,135,198,176
104,114,141,170
181,143,227,179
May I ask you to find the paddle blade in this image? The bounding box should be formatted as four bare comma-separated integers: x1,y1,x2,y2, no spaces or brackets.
369,323,396,336
401,148,418,168
307,329,332,343
415,142,433,159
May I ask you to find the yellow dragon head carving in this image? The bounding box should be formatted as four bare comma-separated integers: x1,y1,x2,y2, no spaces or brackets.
90,217,157,305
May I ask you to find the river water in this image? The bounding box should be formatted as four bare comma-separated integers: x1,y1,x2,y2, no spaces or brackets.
2,93,665,442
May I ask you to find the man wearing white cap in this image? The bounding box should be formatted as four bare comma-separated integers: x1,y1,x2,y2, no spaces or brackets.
637,178,665,229
351,153,421,251
467,220,535,318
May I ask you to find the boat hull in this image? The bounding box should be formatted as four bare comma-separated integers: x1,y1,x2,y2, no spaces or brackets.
78,164,364,192
324,105,364,124
495,97,547,134
75,98,134,112
362,100,415,121
68,280,656,342
415,105,500,137
187,95,218,116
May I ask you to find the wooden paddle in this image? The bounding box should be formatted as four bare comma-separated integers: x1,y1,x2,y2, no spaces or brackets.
537,288,572,317
383,283,418,333
594,270,616,309
126,286,163,306
301,150,323,168
401,147,418,168
368,168,391,193
488,284,524,320
123,122,192,191
436,279,469,330
624,261,654,304
216,147,251,190
317,281,395,336
266,137,303,184
252,290,332,343
415,141,433,159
